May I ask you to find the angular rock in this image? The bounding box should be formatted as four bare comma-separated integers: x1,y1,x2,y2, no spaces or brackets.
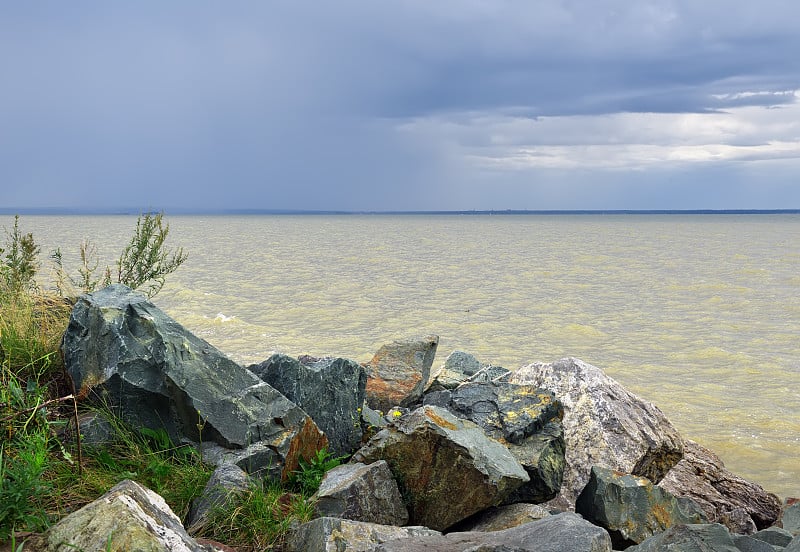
352,405,529,531
285,517,440,552
511,357,684,503
626,523,742,552
575,466,706,548
186,463,251,535
425,350,485,393
467,364,512,383
24,479,216,551
453,503,551,532
426,381,566,504
780,498,800,535
313,461,409,526
502,421,566,505
61,284,326,480
788,535,800,552
731,534,782,552
374,512,612,552
249,353,367,456
719,507,758,535
659,439,782,531
751,526,794,547
362,335,439,412
444,381,563,444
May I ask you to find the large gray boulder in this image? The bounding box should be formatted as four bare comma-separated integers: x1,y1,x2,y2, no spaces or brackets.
362,335,439,412
424,381,566,504
61,284,327,480
511,357,684,504
285,517,440,552
374,512,613,552
575,465,706,548
659,439,782,531
351,405,530,531
452,503,551,532
780,498,800,535
24,479,217,551
313,461,409,526
249,353,367,457
627,523,742,552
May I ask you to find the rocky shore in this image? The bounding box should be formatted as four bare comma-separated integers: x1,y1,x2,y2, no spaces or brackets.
28,284,799,551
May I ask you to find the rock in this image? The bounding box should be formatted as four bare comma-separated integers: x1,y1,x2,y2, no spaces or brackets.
362,335,439,412
424,381,566,504
351,405,530,531
467,364,512,383
374,512,613,552
186,463,251,535
626,523,742,552
659,439,782,531
285,517,440,552
425,350,485,392
750,526,794,547
575,466,706,548
60,411,115,448
452,503,551,532
23,479,216,551
718,507,758,535
249,353,367,456
787,535,800,552
313,461,408,526
731,534,782,552
61,284,327,480
442,381,563,445
502,421,566,505
780,498,800,535
510,357,684,504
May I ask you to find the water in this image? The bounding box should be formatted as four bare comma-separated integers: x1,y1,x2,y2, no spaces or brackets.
11,213,800,497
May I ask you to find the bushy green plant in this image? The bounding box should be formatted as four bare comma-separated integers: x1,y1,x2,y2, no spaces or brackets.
0,215,40,295
198,478,314,552
288,447,345,496
52,212,187,299
115,212,187,298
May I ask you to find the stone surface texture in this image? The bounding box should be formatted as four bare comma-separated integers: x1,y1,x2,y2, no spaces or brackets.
249,353,367,456
659,439,782,531
61,284,326,480
575,466,706,547
626,523,742,552
186,463,251,535
510,357,684,504
351,405,529,531
313,461,409,526
452,503,551,532
362,335,439,412
24,479,216,552
285,517,440,552
426,380,566,504
374,512,613,552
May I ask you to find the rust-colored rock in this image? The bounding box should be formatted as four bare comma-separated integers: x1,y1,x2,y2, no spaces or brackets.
363,336,439,412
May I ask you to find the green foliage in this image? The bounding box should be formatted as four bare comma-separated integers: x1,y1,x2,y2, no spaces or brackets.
288,447,345,496
51,212,186,299
0,358,55,541
115,212,187,298
197,478,314,552
0,216,40,295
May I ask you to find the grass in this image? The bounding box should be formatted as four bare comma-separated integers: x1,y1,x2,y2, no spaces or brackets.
0,215,333,550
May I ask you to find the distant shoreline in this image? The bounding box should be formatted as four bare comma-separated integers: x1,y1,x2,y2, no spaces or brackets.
3,208,800,216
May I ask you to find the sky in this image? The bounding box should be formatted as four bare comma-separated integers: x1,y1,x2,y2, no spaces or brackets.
1,1,800,212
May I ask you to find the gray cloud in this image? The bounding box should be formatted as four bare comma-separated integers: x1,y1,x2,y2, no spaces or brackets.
1,1,799,210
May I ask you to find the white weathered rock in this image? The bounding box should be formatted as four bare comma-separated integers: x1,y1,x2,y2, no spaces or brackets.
511,357,684,504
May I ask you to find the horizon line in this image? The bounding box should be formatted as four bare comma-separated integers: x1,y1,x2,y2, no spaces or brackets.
2,208,800,216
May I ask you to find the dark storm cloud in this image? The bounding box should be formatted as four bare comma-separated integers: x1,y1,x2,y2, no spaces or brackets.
1,1,799,210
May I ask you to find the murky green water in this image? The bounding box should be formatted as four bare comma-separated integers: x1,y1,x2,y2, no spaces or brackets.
15,214,800,497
